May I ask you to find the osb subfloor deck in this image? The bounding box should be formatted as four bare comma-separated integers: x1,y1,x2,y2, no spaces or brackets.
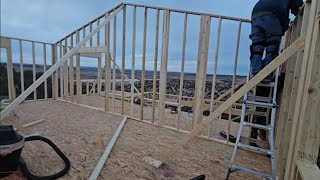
4,99,271,180
71,94,252,140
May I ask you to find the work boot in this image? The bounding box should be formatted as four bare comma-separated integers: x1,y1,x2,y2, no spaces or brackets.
262,72,275,84
261,75,273,83
250,142,260,148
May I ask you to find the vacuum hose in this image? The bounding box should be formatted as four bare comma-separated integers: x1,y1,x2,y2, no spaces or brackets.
19,136,71,180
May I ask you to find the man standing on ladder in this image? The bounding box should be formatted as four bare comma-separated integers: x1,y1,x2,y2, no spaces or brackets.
250,0,304,76
226,1,305,179
249,0,303,145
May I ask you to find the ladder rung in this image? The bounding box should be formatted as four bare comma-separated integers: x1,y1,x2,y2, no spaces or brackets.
240,137,268,146
246,110,269,117
241,122,273,130
231,164,273,179
257,82,275,87
247,95,272,102
245,101,275,108
238,142,272,154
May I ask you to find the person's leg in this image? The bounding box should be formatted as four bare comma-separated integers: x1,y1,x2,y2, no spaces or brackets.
264,36,282,67
262,14,283,67
250,18,266,75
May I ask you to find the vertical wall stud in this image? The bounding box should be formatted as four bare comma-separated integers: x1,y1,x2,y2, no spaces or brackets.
59,41,63,99
76,31,81,103
43,44,48,100
112,15,117,113
121,6,126,115
158,10,171,126
131,6,137,117
151,9,160,123
140,7,148,120
19,40,25,92
32,42,37,100
97,19,100,46
6,38,15,100
105,12,111,112
227,21,242,142
192,15,211,128
208,17,222,137
52,45,58,99
177,13,188,130
70,35,75,102
90,22,93,47
64,39,68,98
98,57,102,94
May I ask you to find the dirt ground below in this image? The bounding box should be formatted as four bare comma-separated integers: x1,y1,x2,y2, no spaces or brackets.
4,100,271,180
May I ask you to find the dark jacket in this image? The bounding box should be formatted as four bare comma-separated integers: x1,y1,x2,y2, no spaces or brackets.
252,0,304,32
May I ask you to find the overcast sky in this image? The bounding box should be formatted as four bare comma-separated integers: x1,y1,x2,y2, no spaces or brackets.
1,0,266,75
1,0,257,41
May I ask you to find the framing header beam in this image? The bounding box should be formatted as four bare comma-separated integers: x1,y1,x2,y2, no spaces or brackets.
77,46,107,54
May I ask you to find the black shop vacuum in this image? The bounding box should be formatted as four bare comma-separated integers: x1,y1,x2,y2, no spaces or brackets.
0,125,70,179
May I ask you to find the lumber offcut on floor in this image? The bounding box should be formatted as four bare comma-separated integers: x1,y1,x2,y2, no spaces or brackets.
4,100,270,179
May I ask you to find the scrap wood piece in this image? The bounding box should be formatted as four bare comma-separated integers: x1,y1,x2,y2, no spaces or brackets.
142,156,162,168
23,119,45,128
143,33,306,168
89,116,128,180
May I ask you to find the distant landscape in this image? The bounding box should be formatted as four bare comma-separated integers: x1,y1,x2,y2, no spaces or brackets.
1,63,246,100
8,63,245,80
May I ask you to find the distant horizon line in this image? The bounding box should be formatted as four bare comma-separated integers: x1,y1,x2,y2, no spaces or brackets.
0,62,247,76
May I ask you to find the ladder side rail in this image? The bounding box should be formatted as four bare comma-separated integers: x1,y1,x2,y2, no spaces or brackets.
269,67,281,179
227,64,251,178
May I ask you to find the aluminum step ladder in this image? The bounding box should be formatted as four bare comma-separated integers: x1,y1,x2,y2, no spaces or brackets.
226,67,280,180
